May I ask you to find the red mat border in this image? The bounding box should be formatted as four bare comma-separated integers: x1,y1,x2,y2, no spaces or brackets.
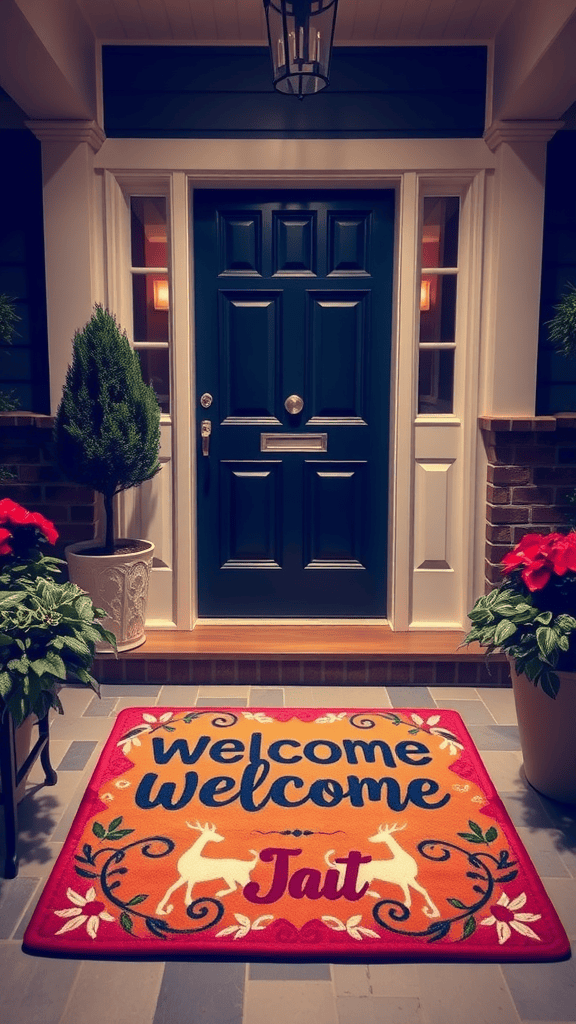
23,707,571,962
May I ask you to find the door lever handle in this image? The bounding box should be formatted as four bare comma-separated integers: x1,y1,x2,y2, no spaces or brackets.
201,420,212,457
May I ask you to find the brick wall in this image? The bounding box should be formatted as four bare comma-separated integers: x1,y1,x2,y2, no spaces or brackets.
0,413,99,558
481,413,576,589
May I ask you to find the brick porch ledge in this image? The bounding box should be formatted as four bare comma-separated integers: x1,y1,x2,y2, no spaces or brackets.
93,626,507,687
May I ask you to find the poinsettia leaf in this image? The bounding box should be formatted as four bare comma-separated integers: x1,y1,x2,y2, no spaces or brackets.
536,626,559,659
493,620,517,646
539,670,560,700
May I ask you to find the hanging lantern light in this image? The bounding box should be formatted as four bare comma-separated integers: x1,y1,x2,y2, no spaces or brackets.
263,0,339,99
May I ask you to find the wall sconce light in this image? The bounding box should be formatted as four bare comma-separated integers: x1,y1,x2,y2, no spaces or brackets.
263,0,339,98
153,278,169,311
420,279,431,312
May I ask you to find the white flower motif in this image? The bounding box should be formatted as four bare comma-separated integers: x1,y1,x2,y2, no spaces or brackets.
242,712,274,723
471,795,484,804
322,914,379,941
315,712,348,724
114,779,131,789
429,727,464,757
54,886,114,939
411,714,441,729
117,723,153,755
480,891,541,945
216,913,274,939
452,784,470,793
142,712,175,725
101,792,113,802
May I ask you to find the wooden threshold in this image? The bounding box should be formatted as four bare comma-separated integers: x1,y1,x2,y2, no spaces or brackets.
105,624,493,662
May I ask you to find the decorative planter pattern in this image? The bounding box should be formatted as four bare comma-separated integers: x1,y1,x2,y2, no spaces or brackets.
65,540,154,652
509,659,576,805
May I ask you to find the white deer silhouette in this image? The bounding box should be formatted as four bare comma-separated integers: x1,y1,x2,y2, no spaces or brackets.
156,821,259,916
325,823,440,918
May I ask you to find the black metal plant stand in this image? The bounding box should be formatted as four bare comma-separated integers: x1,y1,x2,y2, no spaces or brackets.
0,711,57,878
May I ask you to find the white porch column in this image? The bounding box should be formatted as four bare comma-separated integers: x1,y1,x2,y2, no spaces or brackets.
24,119,106,414
481,120,562,417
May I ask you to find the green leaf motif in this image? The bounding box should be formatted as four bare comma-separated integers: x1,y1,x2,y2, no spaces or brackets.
457,833,486,845
468,821,484,838
447,898,467,909
463,916,477,939
126,894,148,906
108,816,123,832
119,912,134,934
107,829,134,841
485,827,498,843
92,821,106,839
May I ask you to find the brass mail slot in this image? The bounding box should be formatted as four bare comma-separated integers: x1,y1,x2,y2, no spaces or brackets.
260,433,328,452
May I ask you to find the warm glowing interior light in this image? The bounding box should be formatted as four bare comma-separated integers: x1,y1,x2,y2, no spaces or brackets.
153,278,169,311
420,279,431,312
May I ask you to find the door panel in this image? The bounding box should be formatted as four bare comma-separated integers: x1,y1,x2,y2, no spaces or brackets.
194,190,394,617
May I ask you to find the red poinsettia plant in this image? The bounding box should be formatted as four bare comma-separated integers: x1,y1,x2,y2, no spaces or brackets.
0,498,115,725
462,531,576,698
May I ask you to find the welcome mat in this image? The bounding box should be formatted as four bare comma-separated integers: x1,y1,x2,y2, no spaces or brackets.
24,708,569,962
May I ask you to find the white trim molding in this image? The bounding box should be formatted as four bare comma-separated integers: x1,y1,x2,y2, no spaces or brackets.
484,119,564,152
25,119,106,152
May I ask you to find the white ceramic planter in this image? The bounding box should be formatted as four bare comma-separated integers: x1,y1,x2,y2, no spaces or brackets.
65,539,154,652
509,659,576,804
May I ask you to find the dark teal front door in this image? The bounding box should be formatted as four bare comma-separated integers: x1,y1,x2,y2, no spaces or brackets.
194,190,394,617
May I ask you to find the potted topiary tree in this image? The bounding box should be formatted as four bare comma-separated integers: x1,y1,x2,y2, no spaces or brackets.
54,305,161,651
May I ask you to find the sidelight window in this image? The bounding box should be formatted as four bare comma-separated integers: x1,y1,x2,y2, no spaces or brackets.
417,196,459,415
130,196,171,414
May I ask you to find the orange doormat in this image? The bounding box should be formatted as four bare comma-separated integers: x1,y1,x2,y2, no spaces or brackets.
24,708,570,961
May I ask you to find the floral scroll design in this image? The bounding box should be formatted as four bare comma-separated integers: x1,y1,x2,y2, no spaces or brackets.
74,824,224,940
116,710,239,755
372,831,519,943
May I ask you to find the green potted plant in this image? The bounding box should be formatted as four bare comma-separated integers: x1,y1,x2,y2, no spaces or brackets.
546,282,576,359
0,498,115,797
462,531,576,803
54,305,161,651
0,293,20,414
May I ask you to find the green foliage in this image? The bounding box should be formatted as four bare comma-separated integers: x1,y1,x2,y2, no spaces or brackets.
54,305,161,552
0,293,20,346
546,282,576,359
462,583,576,698
0,563,116,726
0,294,21,411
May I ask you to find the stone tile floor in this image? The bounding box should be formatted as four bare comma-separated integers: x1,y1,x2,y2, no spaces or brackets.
1,682,575,1024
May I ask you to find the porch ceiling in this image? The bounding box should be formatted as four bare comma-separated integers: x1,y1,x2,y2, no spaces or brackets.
77,0,518,43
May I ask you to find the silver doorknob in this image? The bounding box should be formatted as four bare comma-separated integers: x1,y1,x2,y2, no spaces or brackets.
284,394,304,415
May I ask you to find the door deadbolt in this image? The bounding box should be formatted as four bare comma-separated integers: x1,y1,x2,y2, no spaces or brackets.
284,394,304,415
200,392,213,408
